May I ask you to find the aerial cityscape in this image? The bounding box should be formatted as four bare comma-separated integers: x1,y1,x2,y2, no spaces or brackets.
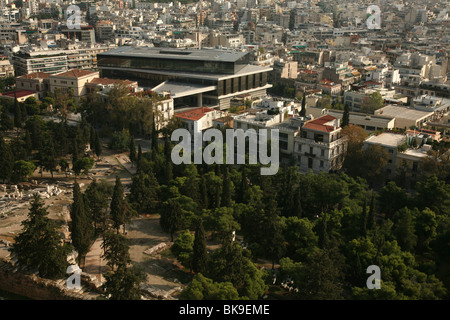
0,0,449,306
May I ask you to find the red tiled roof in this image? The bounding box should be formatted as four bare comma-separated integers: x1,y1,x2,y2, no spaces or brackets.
175,107,215,121
303,115,338,133
52,69,98,78
88,77,136,86
17,72,51,79
1,90,37,98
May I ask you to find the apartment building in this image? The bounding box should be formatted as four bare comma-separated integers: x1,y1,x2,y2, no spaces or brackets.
293,115,347,173
49,69,100,100
0,56,14,78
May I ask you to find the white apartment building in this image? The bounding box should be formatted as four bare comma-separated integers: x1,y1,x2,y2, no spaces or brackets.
293,115,347,173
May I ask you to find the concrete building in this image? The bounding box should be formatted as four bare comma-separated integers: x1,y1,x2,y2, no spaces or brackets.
98,47,273,110
0,56,14,78
374,105,435,129
293,115,347,173
175,107,225,134
49,69,100,100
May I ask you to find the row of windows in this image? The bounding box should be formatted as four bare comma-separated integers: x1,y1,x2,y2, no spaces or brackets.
217,73,268,96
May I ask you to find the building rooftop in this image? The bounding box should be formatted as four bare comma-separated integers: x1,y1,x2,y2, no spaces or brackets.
303,115,339,133
99,46,248,63
52,69,98,79
375,105,434,120
17,72,51,79
365,132,406,147
1,90,37,99
175,107,217,121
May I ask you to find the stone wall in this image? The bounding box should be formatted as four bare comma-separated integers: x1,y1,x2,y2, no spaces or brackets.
0,260,102,300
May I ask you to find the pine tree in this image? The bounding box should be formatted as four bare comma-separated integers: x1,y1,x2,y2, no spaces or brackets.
192,220,208,274
10,194,70,279
70,182,94,268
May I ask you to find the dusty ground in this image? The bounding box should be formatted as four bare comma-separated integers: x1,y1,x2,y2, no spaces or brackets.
0,139,183,298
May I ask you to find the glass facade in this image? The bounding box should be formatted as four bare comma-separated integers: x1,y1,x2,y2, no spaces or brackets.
97,55,246,75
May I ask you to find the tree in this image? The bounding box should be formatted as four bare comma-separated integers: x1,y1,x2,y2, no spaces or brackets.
129,135,136,167
300,92,306,117
73,157,95,176
342,103,350,127
179,273,240,300
299,247,345,299
103,264,146,300
221,166,232,207
12,160,36,182
0,135,14,183
392,207,418,252
0,109,13,131
70,182,94,267
13,98,22,128
10,194,71,279
93,129,102,159
361,92,384,114
110,176,127,234
192,220,208,274
160,198,184,242
171,230,194,271
129,171,159,214
101,231,131,271
85,179,109,234
38,132,57,178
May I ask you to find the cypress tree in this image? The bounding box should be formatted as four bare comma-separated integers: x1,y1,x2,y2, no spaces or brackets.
221,166,232,207
360,197,368,237
94,129,102,159
13,98,22,129
0,134,14,183
342,103,350,127
160,198,183,242
137,144,143,172
192,220,208,274
200,175,208,209
71,182,94,268
300,92,306,117
129,135,136,167
110,176,125,234
367,191,376,230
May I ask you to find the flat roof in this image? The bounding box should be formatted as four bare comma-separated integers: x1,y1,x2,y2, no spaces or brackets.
376,105,434,121
152,81,217,98
365,132,406,147
99,46,248,63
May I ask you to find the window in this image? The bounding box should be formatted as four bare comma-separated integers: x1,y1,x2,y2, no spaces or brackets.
320,160,324,167
321,149,325,157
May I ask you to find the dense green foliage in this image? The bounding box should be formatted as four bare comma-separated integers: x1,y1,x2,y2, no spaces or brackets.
126,135,450,300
